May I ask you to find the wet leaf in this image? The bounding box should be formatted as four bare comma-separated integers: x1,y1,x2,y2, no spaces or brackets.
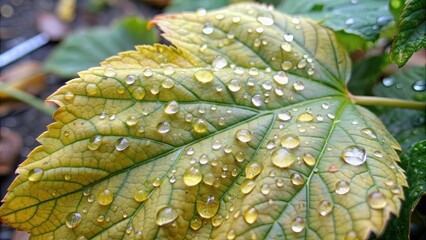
373,66,426,149
0,4,407,240
165,0,230,12
277,0,392,42
381,140,426,239
390,0,426,67
44,17,158,78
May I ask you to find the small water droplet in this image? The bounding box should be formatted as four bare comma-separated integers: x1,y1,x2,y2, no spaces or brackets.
335,180,350,195
281,61,292,71
283,34,294,42
125,74,136,85
412,80,425,91
345,18,354,26
245,162,263,179
190,217,202,230
97,189,114,206
97,214,105,223
367,191,387,209
28,168,44,182
290,173,304,186
297,59,307,69
126,115,138,127
244,207,258,224
157,121,171,134
193,119,208,134
87,194,95,203
202,23,214,35
291,216,305,232
232,16,241,23
317,200,333,216
212,214,224,227
271,147,295,168
280,134,300,149
212,140,222,150
228,79,241,92
195,69,214,83
66,212,82,229
321,103,330,109
64,91,75,101
278,111,292,121
88,135,102,150
162,78,175,89
163,65,175,76
163,101,180,115
184,166,203,186
260,183,270,195
281,42,292,52
341,145,367,166
86,83,97,96
345,230,358,240
212,56,228,69
382,77,394,87
235,151,245,162
235,129,253,143
361,128,377,139
302,153,316,166
64,174,71,181
257,12,274,26
115,137,130,151
293,81,304,91
197,194,219,219
241,179,256,194
297,112,314,122
133,189,149,202
143,68,153,77
133,87,146,100
252,94,263,107
156,206,178,226
227,229,236,240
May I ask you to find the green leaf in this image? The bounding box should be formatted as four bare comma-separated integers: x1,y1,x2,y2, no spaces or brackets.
1,3,407,239
44,17,158,78
276,0,392,42
381,140,426,239
373,66,426,149
165,0,230,12
390,0,426,67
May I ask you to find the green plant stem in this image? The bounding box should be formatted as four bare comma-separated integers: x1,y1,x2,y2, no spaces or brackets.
351,94,426,110
0,82,55,116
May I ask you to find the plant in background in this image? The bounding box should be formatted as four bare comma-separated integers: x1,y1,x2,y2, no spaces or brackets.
0,1,424,240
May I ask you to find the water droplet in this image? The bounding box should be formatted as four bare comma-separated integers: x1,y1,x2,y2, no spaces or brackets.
115,137,130,151
87,194,95,203
317,200,333,216
382,77,394,87
297,59,307,69
412,80,425,91
135,230,143,240
133,87,146,100
290,173,304,186
125,74,136,85
271,147,295,168
245,162,263,179
66,212,82,229
196,8,206,16
345,18,354,26
293,81,305,91
241,179,256,194
234,151,245,162
260,183,270,195
297,112,314,122
291,216,305,232
64,91,75,101
156,206,178,226
193,119,208,134
212,214,224,227
126,115,138,127
232,16,241,23
235,129,253,143
227,229,236,240
86,83,97,96
345,230,358,240
97,189,114,206
195,69,214,83
283,34,294,42
103,67,116,77
252,94,263,107
244,207,258,224
197,194,219,219
164,65,175,76
281,61,292,71
367,191,387,209
28,168,44,182
163,101,180,115
228,79,241,92
212,56,227,69
257,12,274,26
248,67,259,76
361,128,377,139
341,145,367,166
190,217,202,230
116,86,125,94
302,153,316,166
281,42,292,52
212,140,222,150
278,111,292,121
280,134,300,149
202,23,214,34
64,174,71,181
162,78,175,89
133,189,149,202
152,177,162,187
184,166,203,186
157,121,171,134
97,214,105,223
143,68,153,77
273,71,288,85
88,135,102,150
335,180,350,195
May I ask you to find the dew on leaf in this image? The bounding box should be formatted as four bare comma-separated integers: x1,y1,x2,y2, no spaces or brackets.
163,101,180,115
291,216,305,233
88,135,102,150
235,129,253,143
260,183,270,195
273,71,289,85
66,212,82,229
212,214,224,227
293,81,304,91
248,67,259,76
87,194,95,203
345,230,358,240
257,12,274,26
412,80,425,92
271,147,295,168
156,206,178,226
212,140,222,150
193,119,208,133
241,179,256,194
281,42,292,52
280,134,300,149
157,121,171,134
125,74,136,85
290,173,304,186
203,172,215,186
212,56,228,69
341,145,367,166
163,65,175,75
382,77,394,87
190,217,202,230
251,94,263,107
335,180,350,195
97,189,113,206
361,127,377,139
245,162,263,179
276,178,285,187
184,166,203,186
345,18,354,26
115,137,130,151
367,191,387,209
302,153,316,166
133,87,146,100
195,69,214,83
197,194,219,219
227,229,236,240
297,59,307,69
152,177,162,187
126,115,138,127
143,68,153,77
235,151,245,162
232,16,241,23
278,111,292,121
228,79,241,92
317,200,333,216
162,78,175,89
85,83,97,96
283,34,294,42
97,214,105,223
133,189,149,202
202,23,214,35
28,168,44,182
244,207,258,224
64,91,75,101
297,112,314,122
103,67,116,77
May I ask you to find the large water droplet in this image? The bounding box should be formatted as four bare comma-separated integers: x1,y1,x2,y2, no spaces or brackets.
271,147,295,168
244,207,258,224
66,212,82,229
367,191,387,209
195,69,214,83
317,200,333,216
280,134,300,149
302,153,316,166
297,112,314,122
245,162,263,179
335,180,350,195
290,173,304,186
28,168,44,182
235,129,253,143
163,101,180,115
88,135,102,150
184,166,203,186
115,137,130,151
197,194,219,219
212,56,228,69
157,121,171,134
412,80,425,92
193,119,208,133
97,189,114,206
291,216,305,232
133,189,149,202
190,217,202,230
156,206,178,226
341,145,367,166
202,23,214,34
